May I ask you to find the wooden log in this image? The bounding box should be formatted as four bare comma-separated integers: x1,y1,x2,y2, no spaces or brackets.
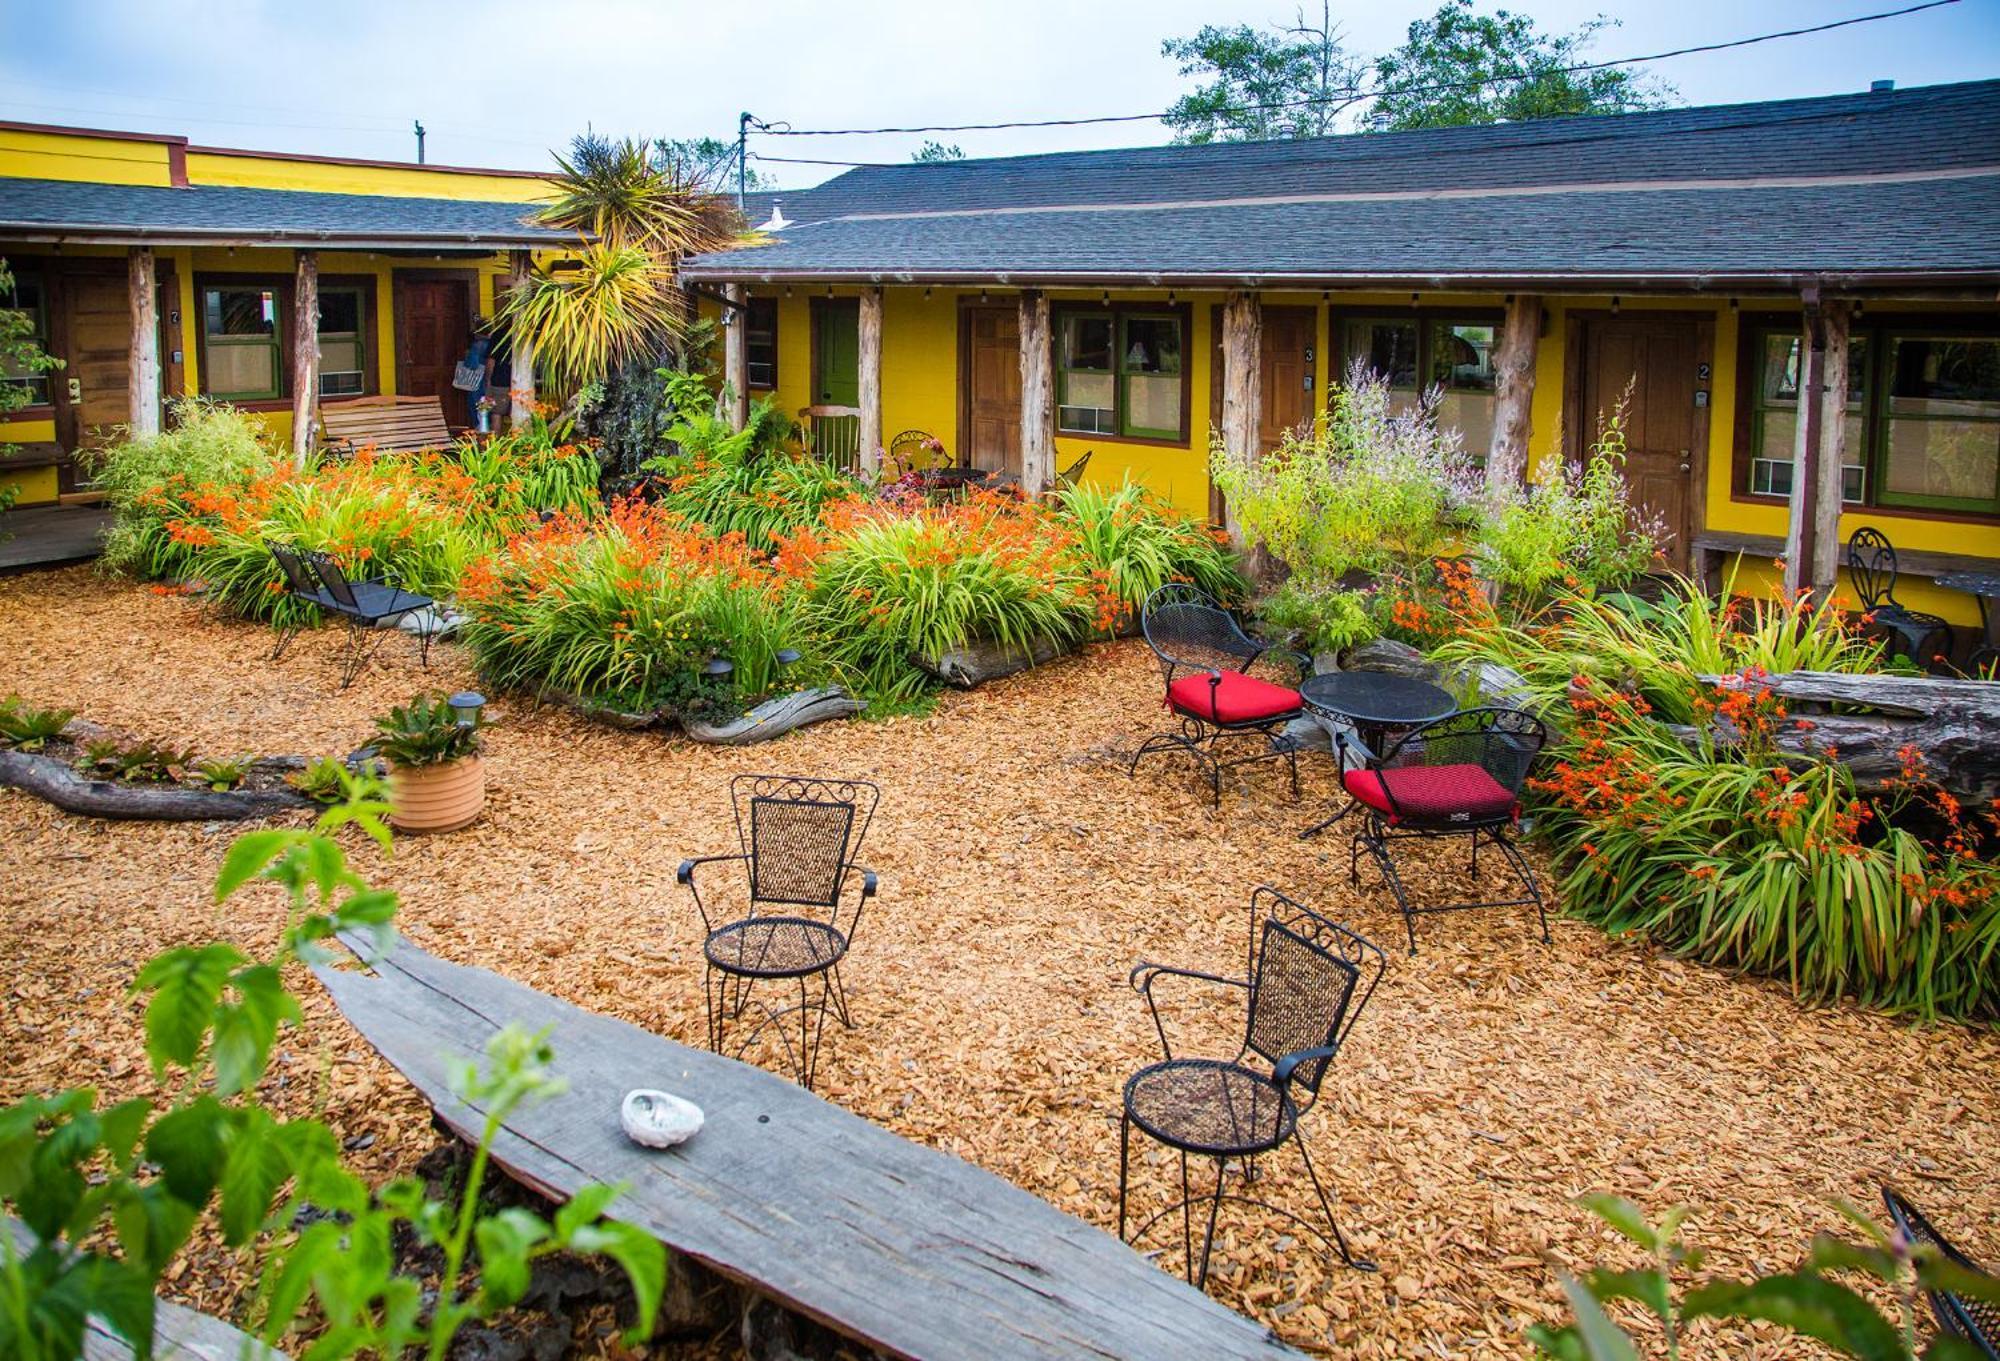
1486,293,1540,499
310,933,1297,1361
290,250,320,465
683,686,864,745
0,749,310,821
724,282,750,432
126,247,160,438
1219,293,1261,550
507,250,538,429
858,287,883,480
1782,297,1824,599
1016,289,1054,494
913,634,1067,688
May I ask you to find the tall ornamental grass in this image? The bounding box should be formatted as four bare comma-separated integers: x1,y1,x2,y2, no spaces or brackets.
1052,479,1245,621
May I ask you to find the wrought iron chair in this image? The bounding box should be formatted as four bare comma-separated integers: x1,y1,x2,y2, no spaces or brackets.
678,775,879,1090
265,541,332,663
1342,706,1549,954
887,428,953,479
1848,527,1954,667
1882,1187,2000,1358
1051,448,1093,491
265,543,434,687
1120,886,1385,1289
1129,584,1307,805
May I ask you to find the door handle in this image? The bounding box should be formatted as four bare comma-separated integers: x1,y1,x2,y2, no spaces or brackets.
1678,450,1691,473
66,377,82,402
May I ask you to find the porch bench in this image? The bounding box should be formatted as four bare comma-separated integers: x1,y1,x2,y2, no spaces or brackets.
320,394,455,456
1690,531,2000,591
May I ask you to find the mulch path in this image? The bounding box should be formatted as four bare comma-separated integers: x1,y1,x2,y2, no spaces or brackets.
3,566,1996,1359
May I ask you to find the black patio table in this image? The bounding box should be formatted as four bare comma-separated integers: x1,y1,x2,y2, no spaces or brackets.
1297,670,1457,840
1933,571,2000,669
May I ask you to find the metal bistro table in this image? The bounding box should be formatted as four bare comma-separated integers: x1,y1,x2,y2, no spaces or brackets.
1297,670,1456,840
1934,571,2000,672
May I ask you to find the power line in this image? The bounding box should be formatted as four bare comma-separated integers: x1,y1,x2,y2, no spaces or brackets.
758,0,1960,138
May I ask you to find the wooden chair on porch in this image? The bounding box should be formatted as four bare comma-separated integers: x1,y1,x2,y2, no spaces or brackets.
320,395,456,457
799,405,862,475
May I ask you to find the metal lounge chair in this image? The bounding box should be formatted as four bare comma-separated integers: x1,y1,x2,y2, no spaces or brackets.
1848,527,1953,667
266,543,434,688
1881,1186,1999,1358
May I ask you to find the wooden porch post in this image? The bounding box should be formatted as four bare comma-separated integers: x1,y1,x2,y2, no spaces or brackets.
126,246,160,439
723,281,750,431
1782,293,1825,599
858,286,883,478
1808,301,1852,599
1017,289,1054,493
1219,292,1262,546
507,249,537,429
1487,292,1540,499
290,250,319,465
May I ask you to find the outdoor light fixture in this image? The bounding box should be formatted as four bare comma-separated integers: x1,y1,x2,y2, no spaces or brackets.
703,657,735,679
774,648,801,667
1611,296,1621,315
447,691,487,726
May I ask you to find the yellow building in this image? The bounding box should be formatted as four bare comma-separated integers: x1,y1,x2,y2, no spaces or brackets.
688,80,2000,642
0,119,564,505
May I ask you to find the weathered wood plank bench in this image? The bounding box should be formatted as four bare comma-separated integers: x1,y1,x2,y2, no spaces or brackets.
313,933,1298,1361
319,395,456,455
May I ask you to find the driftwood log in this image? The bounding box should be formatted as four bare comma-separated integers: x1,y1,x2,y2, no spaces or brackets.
684,686,864,746
1686,670,2000,802
914,635,1067,688
0,750,311,821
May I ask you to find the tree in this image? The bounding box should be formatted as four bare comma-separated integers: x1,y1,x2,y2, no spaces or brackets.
655,136,771,191
1370,1,1671,131
1160,2,1363,143
911,140,966,163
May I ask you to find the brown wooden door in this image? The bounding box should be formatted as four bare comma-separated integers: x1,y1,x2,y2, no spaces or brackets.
1582,316,1699,573
960,305,1021,476
1257,306,1314,451
395,275,473,426
57,271,143,456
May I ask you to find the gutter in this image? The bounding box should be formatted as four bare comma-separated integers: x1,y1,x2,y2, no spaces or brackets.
0,223,571,250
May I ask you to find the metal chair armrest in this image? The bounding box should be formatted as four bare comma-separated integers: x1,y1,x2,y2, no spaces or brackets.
1271,1044,1341,1090
678,852,751,934
1128,962,1248,1061
861,869,879,899
1333,728,1380,768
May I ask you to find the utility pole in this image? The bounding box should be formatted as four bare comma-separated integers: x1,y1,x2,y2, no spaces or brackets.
414,119,427,165
736,110,752,212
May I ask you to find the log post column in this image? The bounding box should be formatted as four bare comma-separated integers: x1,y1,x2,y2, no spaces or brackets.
1219,292,1262,546
289,250,319,465
1783,291,1827,600
723,281,750,431
858,286,883,479
507,249,537,429
126,246,161,439
1017,289,1055,494
1486,292,1540,499
1807,300,1852,599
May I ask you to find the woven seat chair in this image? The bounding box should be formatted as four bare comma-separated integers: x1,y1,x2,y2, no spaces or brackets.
1882,1187,2000,1358
1342,705,1548,953
1129,583,1307,805
678,774,879,1090
1119,886,1385,1289
265,541,434,687
1849,527,1953,668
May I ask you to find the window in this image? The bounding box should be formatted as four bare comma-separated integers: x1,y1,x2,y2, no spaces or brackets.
1342,315,1500,451
1748,330,1867,503
746,297,778,389
1,271,50,407
1878,336,2000,513
202,285,281,400
317,287,366,397
1055,307,1185,441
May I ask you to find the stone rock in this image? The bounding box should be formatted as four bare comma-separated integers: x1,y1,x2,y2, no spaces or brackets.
1346,638,1536,715
621,1089,703,1148
684,687,865,746
913,634,1067,688
390,603,466,638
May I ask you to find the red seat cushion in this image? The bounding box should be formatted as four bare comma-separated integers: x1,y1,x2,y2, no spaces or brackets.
1166,670,1303,725
1342,763,1518,825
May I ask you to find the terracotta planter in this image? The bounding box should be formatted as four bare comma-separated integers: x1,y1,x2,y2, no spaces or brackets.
387,755,485,833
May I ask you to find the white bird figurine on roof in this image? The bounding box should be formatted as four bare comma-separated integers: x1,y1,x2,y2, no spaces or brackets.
757,203,791,232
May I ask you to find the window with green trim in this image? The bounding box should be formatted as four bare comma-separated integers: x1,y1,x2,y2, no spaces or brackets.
1341,315,1501,454
202,286,281,400
745,297,778,390
1747,329,1867,503
1877,335,2000,513
1,271,50,407
317,287,367,397
1056,308,1183,440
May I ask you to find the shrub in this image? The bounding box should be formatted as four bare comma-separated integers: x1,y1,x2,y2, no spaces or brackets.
92,400,281,580
1476,412,1661,606
651,446,862,554
1052,478,1244,622
1256,580,1380,656
0,696,74,751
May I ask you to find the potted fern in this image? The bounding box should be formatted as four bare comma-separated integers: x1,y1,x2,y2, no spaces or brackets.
373,691,491,833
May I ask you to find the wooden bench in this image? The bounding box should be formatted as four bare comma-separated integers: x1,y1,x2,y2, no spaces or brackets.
315,932,1299,1361
1690,529,2000,593
319,395,456,456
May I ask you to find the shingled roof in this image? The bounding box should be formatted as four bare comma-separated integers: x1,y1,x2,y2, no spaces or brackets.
683,79,2000,289
0,178,569,249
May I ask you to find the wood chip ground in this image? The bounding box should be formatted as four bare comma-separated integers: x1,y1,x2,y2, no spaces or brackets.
2,568,1996,1359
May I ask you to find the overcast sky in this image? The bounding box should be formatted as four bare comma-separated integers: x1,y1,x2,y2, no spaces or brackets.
5,0,1998,190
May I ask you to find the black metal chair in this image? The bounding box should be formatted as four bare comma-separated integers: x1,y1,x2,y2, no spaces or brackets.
265,540,332,663
1120,887,1385,1289
887,428,953,478
1129,584,1307,805
265,542,434,688
1341,706,1549,954
1848,527,1954,667
1052,448,1093,490
1882,1187,2000,1359
678,775,879,1090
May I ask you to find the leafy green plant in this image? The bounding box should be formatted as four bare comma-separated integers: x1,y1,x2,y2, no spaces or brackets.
288,756,351,804
193,755,254,792
0,780,665,1361
0,259,62,420
1531,1194,2000,1360
75,738,194,784
1477,415,1660,606
0,696,74,752
371,693,489,769
1052,478,1244,624
1255,580,1379,656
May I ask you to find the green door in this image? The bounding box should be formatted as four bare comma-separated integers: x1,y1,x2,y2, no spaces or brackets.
812,300,860,406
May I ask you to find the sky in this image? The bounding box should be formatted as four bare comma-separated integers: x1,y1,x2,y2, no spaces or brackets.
3,0,1998,191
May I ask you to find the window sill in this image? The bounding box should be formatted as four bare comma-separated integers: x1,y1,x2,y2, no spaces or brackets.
1727,490,2000,526
1055,428,1191,451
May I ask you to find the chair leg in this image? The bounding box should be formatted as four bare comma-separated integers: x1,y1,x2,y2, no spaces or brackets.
1492,830,1550,945
1293,1132,1375,1272
269,619,302,663
1195,1157,1227,1289
1117,1112,1132,1244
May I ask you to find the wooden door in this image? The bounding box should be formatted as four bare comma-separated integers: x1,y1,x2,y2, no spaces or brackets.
1581,316,1700,573
395,275,473,426
811,299,860,407
959,305,1021,476
1257,306,1314,451
57,271,143,457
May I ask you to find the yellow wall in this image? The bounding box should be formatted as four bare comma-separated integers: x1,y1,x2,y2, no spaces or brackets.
184,151,549,202
0,127,174,186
